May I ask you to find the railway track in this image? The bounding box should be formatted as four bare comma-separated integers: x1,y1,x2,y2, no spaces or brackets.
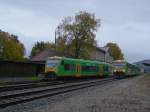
0,78,116,109
0,80,65,92
0,79,95,92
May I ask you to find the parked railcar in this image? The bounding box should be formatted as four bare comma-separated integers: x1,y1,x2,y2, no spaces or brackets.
44,56,113,79
113,60,140,78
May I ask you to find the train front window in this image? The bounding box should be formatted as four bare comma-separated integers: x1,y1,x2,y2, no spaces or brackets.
46,60,60,68
114,63,125,69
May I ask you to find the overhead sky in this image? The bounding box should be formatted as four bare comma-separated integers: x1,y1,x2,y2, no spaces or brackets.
0,0,150,62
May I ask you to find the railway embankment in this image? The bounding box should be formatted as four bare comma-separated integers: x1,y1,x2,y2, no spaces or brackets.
0,74,150,112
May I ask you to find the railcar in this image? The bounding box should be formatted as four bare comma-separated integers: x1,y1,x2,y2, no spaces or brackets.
113,60,140,78
44,56,113,79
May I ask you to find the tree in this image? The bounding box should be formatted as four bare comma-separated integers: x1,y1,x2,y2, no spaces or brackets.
0,30,25,61
56,11,100,59
106,42,124,60
30,41,55,58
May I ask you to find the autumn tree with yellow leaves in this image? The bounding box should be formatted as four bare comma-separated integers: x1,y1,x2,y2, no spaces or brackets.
0,30,25,61
56,11,100,59
106,42,124,60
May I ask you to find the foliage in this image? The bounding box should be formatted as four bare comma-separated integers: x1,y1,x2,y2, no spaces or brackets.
106,42,124,60
56,11,100,59
0,30,25,61
30,41,55,58
26,76,42,81
0,80,7,86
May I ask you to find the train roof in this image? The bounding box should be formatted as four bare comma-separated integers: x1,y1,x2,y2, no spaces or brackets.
47,56,112,65
113,60,140,68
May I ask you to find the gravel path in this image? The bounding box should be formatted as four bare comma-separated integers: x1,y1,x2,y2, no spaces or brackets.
0,74,150,112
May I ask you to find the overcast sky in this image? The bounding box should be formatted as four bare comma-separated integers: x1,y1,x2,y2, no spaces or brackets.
0,0,150,62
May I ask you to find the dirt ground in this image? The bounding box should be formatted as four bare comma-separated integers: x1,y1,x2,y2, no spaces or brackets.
1,74,150,112
33,74,150,112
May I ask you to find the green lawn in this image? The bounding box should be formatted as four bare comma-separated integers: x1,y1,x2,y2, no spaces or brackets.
0,76,42,87
0,80,7,86
25,76,43,81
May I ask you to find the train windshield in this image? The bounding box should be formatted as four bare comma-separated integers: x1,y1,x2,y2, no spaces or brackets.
114,63,126,69
46,60,60,68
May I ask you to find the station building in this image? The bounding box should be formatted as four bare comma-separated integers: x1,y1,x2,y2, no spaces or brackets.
31,47,114,64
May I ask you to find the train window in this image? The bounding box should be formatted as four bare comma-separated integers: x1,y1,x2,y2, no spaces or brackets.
90,66,98,71
82,66,88,71
64,64,75,71
103,65,108,71
106,66,109,71
82,65,97,72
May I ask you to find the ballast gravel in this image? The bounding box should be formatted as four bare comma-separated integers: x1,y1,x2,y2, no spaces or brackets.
0,74,150,112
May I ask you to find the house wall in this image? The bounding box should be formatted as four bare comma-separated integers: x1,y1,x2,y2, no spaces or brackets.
90,50,105,61
105,52,114,63
90,49,114,63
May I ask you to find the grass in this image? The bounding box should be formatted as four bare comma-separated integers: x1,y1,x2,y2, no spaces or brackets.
0,76,42,86
0,80,7,86
25,76,42,81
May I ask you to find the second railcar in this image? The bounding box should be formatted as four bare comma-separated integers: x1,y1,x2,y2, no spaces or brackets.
113,60,140,78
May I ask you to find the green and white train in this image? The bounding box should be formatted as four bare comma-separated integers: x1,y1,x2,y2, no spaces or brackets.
113,60,141,78
44,57,140,79
44,56,114,79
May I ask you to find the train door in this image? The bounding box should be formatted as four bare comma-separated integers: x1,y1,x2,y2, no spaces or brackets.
76,64,81,78
99,65,104,77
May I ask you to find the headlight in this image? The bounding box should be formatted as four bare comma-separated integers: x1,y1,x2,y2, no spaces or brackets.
122,69,125,72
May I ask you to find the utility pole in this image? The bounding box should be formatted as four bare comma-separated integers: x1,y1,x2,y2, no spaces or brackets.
55,30,56,51
55,26,60,51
